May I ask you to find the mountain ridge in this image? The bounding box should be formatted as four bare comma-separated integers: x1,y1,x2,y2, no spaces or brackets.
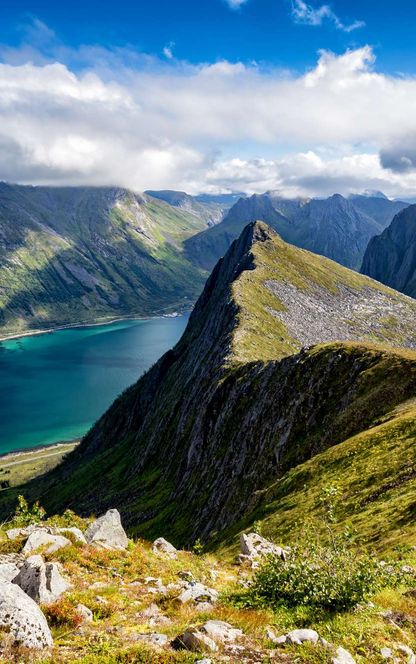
10,221,415,547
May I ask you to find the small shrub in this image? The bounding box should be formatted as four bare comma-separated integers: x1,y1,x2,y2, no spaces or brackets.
192,538,204,556
247,537,404,612
11,495,46,527
44,597,83,628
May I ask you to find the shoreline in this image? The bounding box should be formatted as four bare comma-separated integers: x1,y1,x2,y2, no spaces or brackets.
0,309,189,344
0,440,79,463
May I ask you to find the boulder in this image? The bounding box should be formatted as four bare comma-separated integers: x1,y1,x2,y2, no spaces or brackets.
177,581,219,604
332,646,356,664
13,554,70,604
202,620,243,643
152,537,178,558
23,530,71,555
173,629,218,653
6,524,40,540
239,533,287,565
0,562,20,582
0,580,53,649
381,648,393,660
85,509,128,550
76,603,93,623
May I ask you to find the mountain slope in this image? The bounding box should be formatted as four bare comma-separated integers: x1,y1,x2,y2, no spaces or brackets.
16,222,416,547
0,183,208,336
185,192,405,272
361,204,416,298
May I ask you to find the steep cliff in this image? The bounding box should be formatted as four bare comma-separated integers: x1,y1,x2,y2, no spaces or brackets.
361,204,416,298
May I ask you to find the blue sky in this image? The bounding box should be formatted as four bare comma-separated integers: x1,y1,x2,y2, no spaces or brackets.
1,1,416,197
2,0,416,74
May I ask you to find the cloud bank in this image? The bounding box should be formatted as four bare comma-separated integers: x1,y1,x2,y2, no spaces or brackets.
2,36,416,197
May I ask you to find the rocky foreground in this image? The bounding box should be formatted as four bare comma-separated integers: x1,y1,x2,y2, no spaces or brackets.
0,506,415,663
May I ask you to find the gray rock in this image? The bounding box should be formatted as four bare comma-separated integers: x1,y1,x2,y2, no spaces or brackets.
76,603,93,623
55,527,87,544
13,554,70,604
177,581,219,604
85,509,128,550
286,629,319,645
152,537,178,558
0,579,53,649
0,562,20,582
380,648,394,660
6,524,40,540
202,620,243,643
332,646,356,664
239,533,287,564
23,530,71,555
173,629,218,652
196,660,212,664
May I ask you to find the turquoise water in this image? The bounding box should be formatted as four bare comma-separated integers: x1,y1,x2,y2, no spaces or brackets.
0,316,188,455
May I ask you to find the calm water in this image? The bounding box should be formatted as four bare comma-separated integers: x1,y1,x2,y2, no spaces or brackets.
0,315,189,455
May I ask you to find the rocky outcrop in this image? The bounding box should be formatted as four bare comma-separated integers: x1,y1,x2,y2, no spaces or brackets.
152,538,178,558
173,620,243,652
0,580,53,649
361,204,416,298
85,509,128,550
239,533,287,566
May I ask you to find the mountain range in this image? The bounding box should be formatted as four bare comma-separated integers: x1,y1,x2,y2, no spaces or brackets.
185,191,408,272
18,221,416,547
0,183,212,337
361,204,416,298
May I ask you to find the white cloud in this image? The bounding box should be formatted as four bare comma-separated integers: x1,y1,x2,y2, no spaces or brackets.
291,0,364,32
163,42,175,60
224,0,248,9
2,39,416,196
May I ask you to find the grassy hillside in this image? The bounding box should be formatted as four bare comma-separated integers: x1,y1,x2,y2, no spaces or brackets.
0,184,208,337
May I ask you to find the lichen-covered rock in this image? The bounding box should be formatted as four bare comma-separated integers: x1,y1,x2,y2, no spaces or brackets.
152,537,178,558
0,580,53,649
85,509,128,550
76,603,93,623
0,562,20,582
13,555,70,604
275,629,320,645
23,530,71,555
177,581,219,604
202,620,243,643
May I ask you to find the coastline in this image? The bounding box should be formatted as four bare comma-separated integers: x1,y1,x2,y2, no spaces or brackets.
0,440,79,463
0,308,189,344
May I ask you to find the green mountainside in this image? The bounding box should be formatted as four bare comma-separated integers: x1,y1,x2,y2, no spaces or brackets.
0,183,209,337
144,190,238,227
14,221,416,551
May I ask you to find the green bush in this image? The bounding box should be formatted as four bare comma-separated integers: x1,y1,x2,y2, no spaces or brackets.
10,494,46,527
248,537,403,612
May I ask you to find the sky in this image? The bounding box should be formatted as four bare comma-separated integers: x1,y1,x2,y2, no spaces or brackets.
2,0,416,197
